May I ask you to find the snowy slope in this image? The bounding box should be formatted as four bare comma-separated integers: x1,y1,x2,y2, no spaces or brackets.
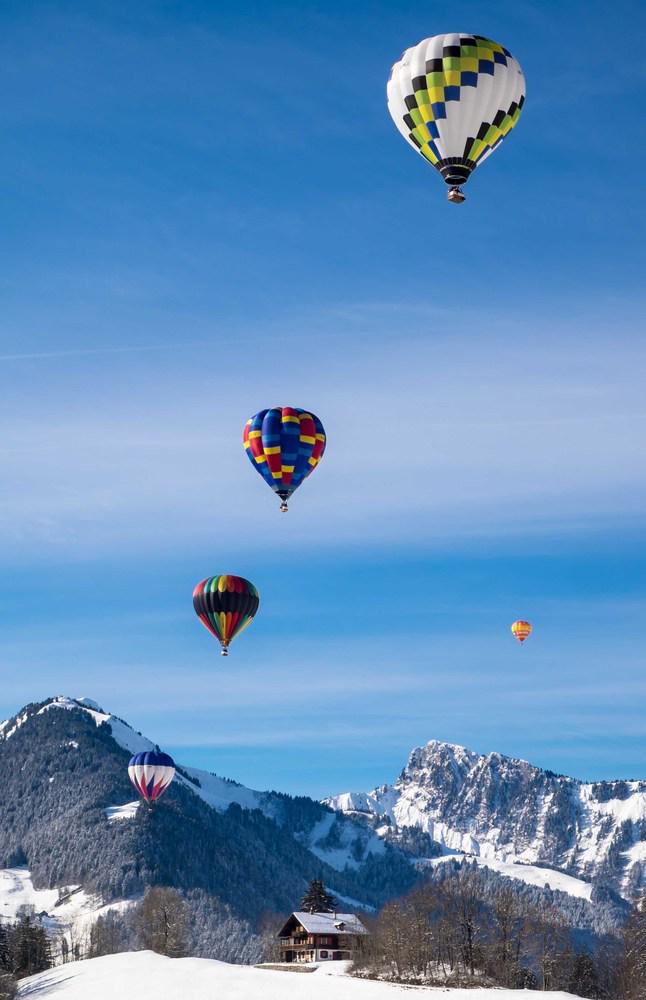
105,802,140,822
18,951,586,1000
0,695,155,754
0,867,133,960
326,740,646,899
299,810,386,871
0,697,265,817
1,696,386,874
425,855,593,901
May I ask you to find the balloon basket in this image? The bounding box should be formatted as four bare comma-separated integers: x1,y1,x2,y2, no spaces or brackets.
279,502,288,513
448,186,466,204
221,647,229,657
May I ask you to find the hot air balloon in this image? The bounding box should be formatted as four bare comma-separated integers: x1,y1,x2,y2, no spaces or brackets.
243,407,326,512
511,620,532,644
387,33,525,203
128,750,175,803
193,574,260,656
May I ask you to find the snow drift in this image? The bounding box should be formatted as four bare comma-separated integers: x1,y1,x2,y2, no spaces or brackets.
18,951,586,1000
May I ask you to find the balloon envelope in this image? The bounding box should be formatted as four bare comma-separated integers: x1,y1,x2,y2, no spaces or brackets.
387,33,525,193
193,574,260,655
511,620,532,643
243,407,326,509
128,750,175,802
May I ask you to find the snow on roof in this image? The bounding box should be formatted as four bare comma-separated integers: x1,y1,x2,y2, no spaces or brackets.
290,912,368,935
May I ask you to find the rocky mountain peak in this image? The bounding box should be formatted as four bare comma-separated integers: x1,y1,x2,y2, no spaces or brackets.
328,737,646,900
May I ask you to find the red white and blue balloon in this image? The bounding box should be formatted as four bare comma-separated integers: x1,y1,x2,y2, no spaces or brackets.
128,750,176,803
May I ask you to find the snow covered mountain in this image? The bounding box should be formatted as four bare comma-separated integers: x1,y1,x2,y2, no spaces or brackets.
0,695,639,957
326,740,646,900
0,696,415,933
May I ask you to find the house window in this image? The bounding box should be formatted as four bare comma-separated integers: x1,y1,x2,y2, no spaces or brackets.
320,951,328,959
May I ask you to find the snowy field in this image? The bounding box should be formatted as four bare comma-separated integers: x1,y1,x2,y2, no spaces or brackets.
18,952,585,999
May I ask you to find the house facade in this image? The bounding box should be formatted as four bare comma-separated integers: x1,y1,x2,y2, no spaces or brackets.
277,911,369,964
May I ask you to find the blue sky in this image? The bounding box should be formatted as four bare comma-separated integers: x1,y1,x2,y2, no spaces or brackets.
1,0,645,797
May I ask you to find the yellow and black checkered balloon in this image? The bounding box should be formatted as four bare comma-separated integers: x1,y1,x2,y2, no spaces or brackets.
387,33,525,192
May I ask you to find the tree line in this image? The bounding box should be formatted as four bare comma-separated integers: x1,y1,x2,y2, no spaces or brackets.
2,874,645,999
352,868,646,999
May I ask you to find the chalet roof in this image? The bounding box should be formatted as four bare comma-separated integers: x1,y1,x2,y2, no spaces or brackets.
286,911,368,936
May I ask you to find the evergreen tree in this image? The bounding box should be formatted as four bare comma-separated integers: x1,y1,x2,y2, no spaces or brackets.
183,889,263,964
300,879,338,913
7,917,52,978
0,972,16,1000
568,952,600,999
0,924,9,972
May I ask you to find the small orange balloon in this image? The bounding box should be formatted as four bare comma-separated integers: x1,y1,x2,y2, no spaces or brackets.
511,620,532,644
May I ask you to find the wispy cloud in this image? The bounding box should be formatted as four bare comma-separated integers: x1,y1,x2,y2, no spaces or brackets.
1,309,645,561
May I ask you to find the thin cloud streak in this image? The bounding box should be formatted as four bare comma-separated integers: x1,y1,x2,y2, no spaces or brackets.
0,342,206,363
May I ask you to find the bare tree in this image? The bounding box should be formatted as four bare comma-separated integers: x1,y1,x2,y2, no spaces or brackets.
406,893,435,978
622,893,646,1000
376,901,409,979
89,910,131,959
350,867,624,994
66,921,89,964
132,887,189,958
485,887,529,987
438,872,483,978
525,904,569,991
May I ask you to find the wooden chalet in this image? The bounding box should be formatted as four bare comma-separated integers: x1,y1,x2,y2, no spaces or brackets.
277,911,369,964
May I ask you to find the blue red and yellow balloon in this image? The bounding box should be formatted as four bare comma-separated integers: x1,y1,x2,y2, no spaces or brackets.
243,407,326,511
193,575,260,656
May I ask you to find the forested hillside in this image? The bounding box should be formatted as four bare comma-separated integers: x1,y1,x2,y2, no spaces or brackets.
0,697,416,922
